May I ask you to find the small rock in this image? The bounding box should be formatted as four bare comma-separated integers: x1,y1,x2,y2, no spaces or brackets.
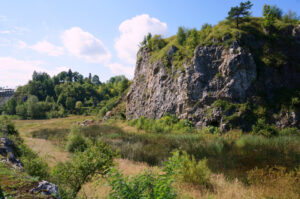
31,181,60,199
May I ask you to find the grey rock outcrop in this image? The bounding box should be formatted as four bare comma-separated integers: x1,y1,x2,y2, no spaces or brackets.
127,42,256,124
0,138,23,171
31,181,60,199
126,33,300,130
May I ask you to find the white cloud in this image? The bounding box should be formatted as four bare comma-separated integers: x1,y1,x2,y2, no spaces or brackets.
30,40,64,56
16,40,64,56
0,57,69,88
61,27,111,63
115,14,167,64
0,57,45,87
108,63,134,78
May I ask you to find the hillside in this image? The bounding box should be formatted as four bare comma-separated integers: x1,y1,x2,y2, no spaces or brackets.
127,17,300,132
1,2,300,199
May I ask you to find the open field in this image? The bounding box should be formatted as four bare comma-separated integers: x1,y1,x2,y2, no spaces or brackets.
13,116,300,199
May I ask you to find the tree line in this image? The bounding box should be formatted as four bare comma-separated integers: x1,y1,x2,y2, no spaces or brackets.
0,70,130,119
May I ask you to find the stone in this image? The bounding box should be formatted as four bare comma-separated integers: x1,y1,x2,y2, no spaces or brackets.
0,138,23,171
31,181,60,199
126,36,300,130
126,42,257,123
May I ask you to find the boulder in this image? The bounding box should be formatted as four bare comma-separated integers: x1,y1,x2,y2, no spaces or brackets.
31,181,60,199
0,138,23,171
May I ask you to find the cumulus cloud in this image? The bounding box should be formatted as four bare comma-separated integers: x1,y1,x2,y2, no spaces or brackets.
108,63,134,78
115,14,167,64
16,40,64,56
30,40,64,56
62,27,111,63
0,57,69,88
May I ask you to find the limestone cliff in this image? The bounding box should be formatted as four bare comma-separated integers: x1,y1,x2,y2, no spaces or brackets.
126,24,300,131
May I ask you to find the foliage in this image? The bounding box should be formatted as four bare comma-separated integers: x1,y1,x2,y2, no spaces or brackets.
262,4,282,33
21,156,50,180
177,26,186,45
1,70,130,119
186,28,199,50
283,10,300,25
108,168,176,199
0,119,50,180
66,126,88,153
129,115,194,134
52,141,115,197
0,116,18,136
252,119,278,137
227,1,253,28
0,162,42,198
164,151,211,186
148,35,166,51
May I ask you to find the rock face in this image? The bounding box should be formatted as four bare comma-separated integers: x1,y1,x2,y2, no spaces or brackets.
31,181,60,199
127,42,256,124
0,138,23,171
126,26,300,130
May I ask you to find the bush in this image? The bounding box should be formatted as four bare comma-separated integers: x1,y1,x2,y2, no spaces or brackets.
17,142,50,179
252,119,279,137
52,141,114,198
108,169,177,199
0,116,18,136
177,26,186,45
21,156,50,179
66,127,88,153
164,151,211,186
129,115,195,134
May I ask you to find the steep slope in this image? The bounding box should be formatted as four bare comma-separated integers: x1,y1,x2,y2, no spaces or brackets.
126,19,300,131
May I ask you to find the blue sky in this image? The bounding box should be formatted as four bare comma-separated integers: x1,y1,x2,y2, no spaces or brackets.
0,0,299,87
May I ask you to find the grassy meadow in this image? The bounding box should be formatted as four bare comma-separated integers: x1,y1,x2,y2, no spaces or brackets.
9,116,300,199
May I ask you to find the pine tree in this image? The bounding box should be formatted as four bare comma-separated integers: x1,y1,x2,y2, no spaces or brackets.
227,1,253,28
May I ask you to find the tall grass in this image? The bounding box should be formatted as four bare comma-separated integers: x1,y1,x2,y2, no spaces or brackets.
64,123,300,178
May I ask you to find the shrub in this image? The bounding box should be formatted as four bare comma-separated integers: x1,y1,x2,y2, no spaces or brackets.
252,119,279,137
52,141,114,197
164,151,211,186
0,116,18,136
66,127,88,153
21,156,50,180
129,115,195,134
18,142,50,179
108,169,176,199
177,26,186,45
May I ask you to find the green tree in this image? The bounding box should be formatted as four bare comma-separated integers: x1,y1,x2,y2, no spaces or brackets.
148,35,166,51
52,142,114,197
2,98,17,115
283,10,300,25
16,104,27,119
27,95,42,119
65,97,76,111
92,75,101,85
263,4,283,33
201,23,212,30
227,1,253,28
177,26,186,45
186,28,199,50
